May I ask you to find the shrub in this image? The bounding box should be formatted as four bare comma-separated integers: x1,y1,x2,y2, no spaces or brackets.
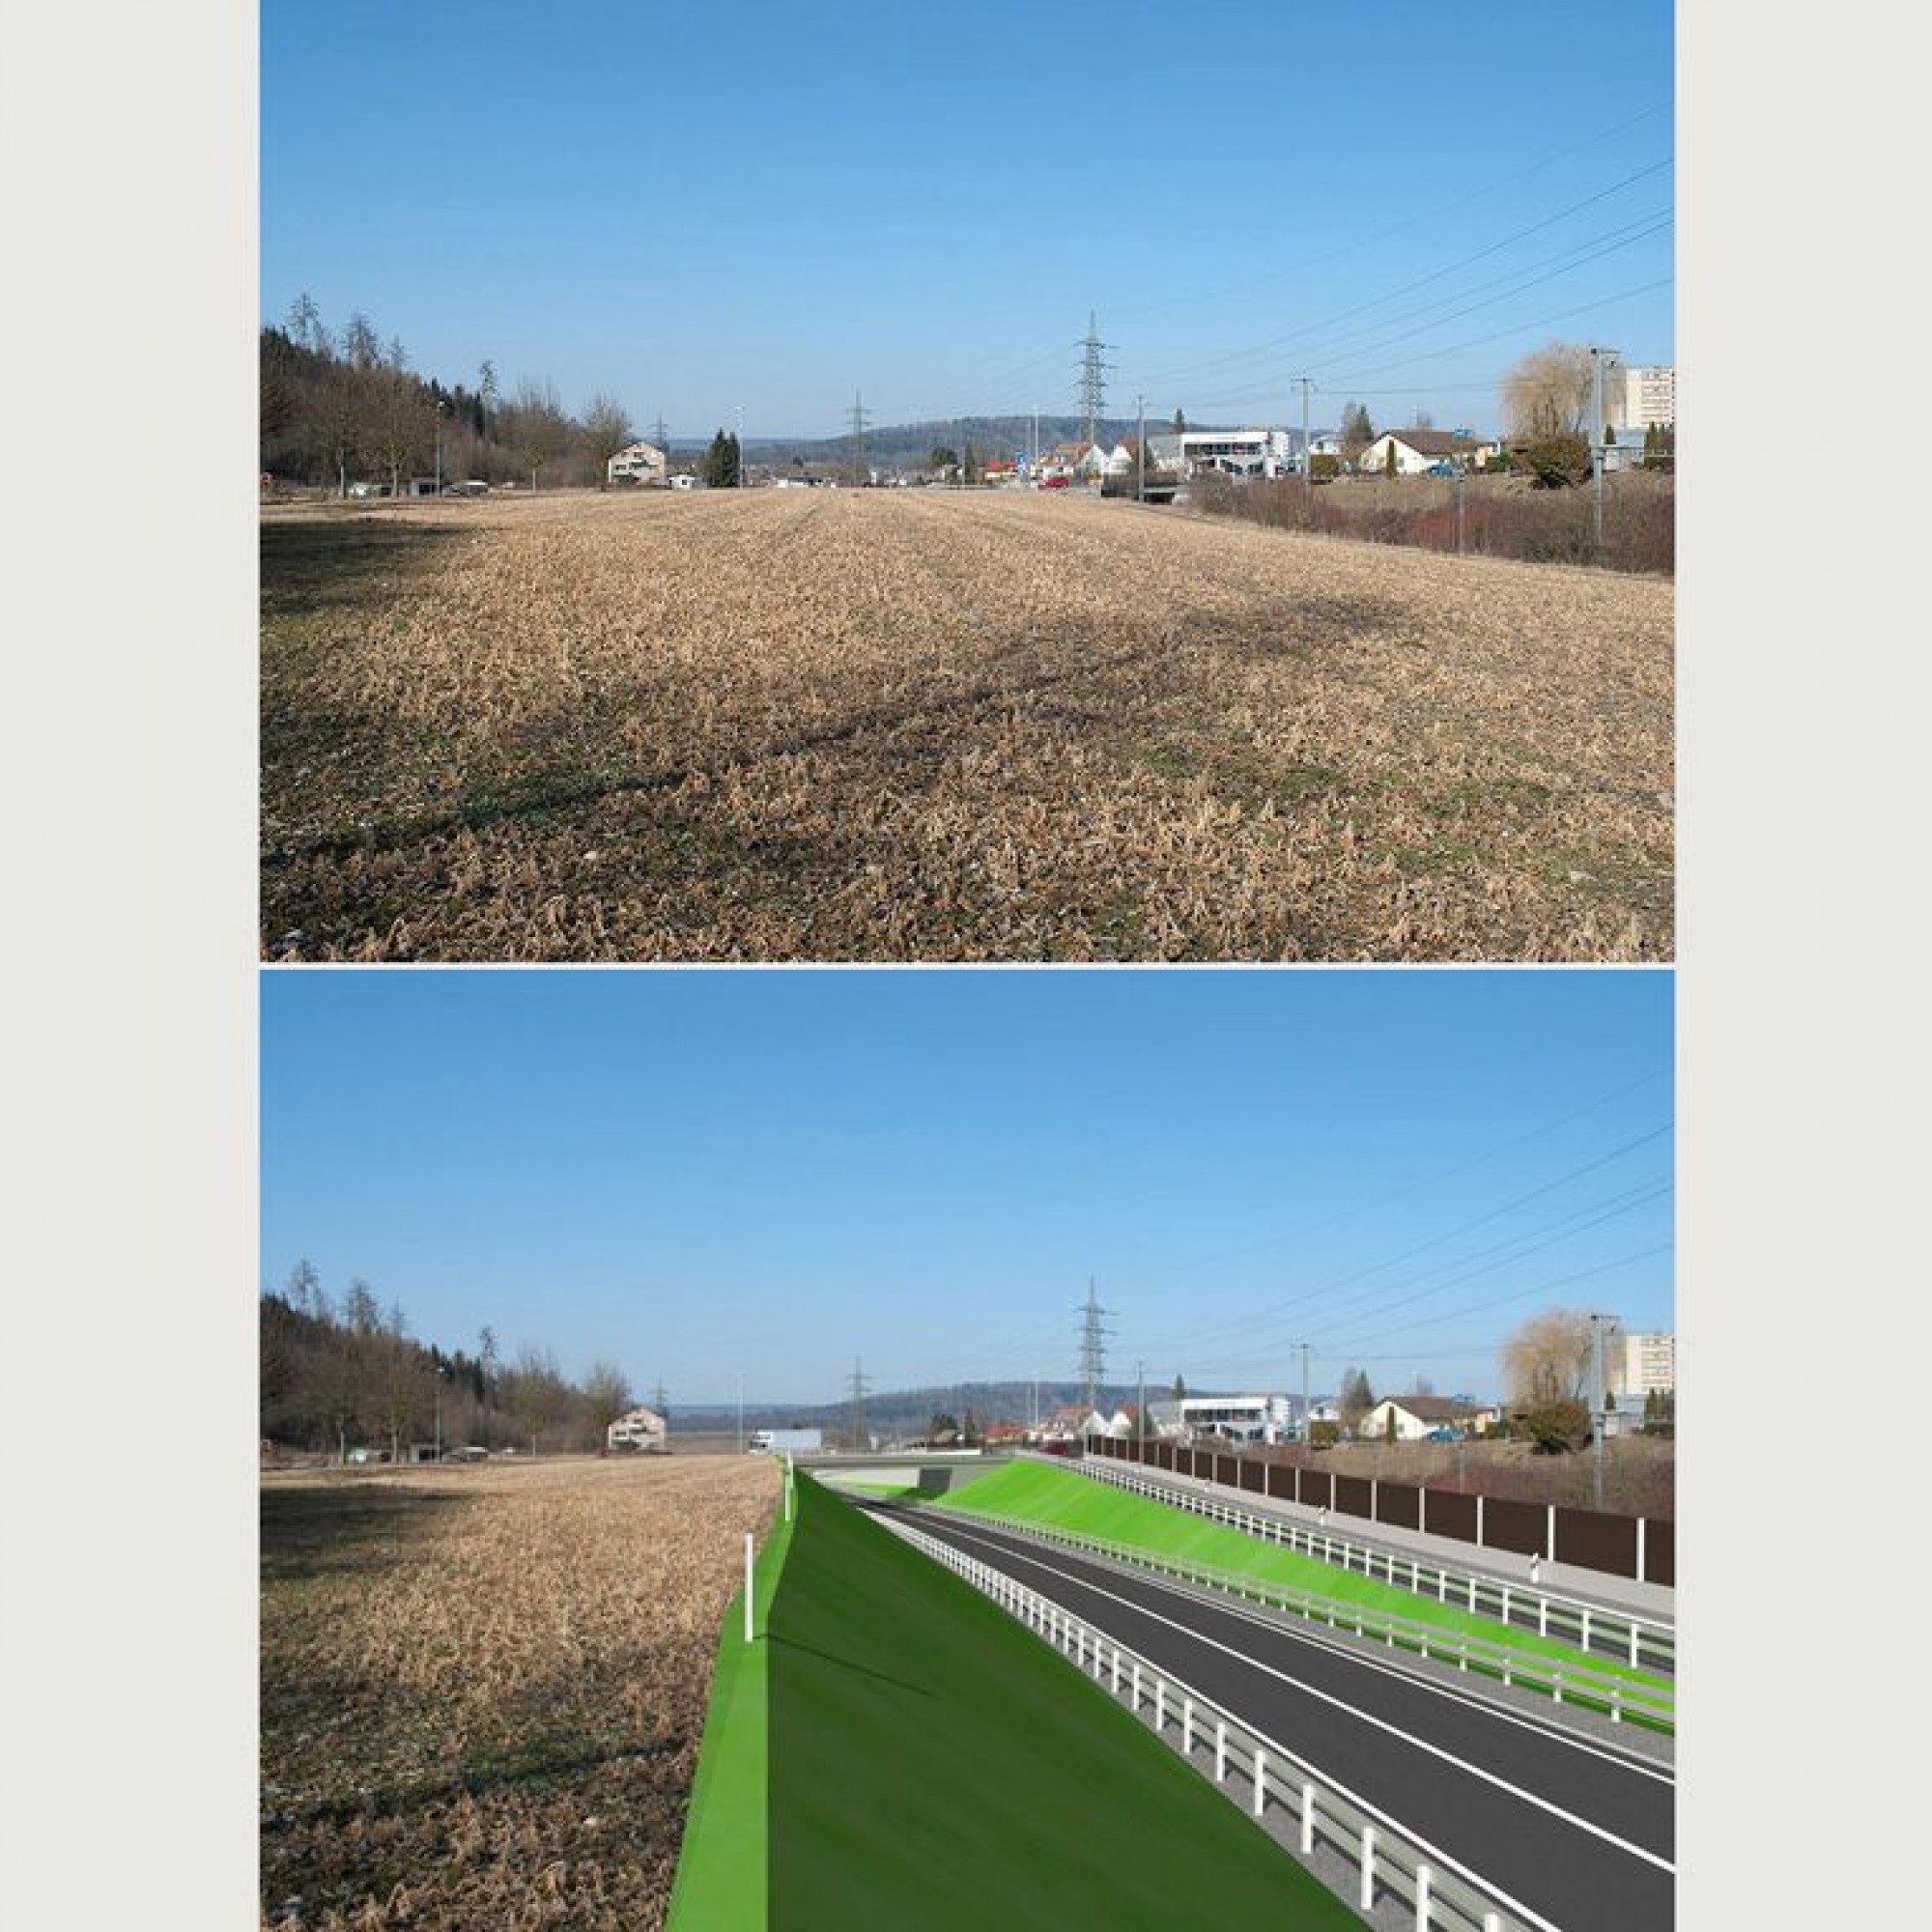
1520,433,1591,489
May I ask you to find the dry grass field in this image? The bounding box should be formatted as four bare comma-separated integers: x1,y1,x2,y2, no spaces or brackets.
260,1455,777,1931
261,488,1672,960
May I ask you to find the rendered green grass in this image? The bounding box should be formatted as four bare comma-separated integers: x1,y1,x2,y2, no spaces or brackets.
665,1497,795,1930
767,1476,1358,1927
934,1460,1668,1699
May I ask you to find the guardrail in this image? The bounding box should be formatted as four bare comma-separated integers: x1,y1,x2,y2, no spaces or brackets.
886,1513,1540,1932
907,1502,1672,1733
1059,1454,1675,1677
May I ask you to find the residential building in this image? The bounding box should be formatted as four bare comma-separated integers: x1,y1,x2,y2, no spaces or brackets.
1357,429,1483,475
1358,1394,1487,1441
1621,365,1675,430
607,1405,668,1452
1179,1394,1294,1444
1617,1331,1676,1397
1179,427,1297,478
608,440,668,486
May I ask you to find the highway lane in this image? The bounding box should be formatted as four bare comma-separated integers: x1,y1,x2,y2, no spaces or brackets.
1070,1458,1675,1661
881,1503,1674,1932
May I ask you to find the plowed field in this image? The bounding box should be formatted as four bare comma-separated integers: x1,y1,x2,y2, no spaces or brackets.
261,489,1672,960
260,1455,778,1932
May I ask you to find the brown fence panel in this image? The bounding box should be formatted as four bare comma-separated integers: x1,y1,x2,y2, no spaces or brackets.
1553,1505,1639,1580
1332,1473,1373,1521
1376,1481,1421,1531
1298,1468,1333,1511
1238,1457,1265,1493
1482,1495,1548,1558
1264,1463,1295,1500
1644,1517,1674,1587
1215,1453,1237,1489
1419,1488,1479,1545
1155,1441,1174,1471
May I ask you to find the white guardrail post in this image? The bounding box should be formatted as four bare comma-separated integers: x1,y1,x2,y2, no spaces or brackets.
1061,1451,1672,1677
880,1510,1649,1929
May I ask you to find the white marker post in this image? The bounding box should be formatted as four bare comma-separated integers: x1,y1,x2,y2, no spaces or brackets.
744,1531,754,1643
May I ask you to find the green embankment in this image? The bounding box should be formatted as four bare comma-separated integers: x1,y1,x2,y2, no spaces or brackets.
665,1494,794,1930
767,1475,1358,1928
934,1459,1668,1694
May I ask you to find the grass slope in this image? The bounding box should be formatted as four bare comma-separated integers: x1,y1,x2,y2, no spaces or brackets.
936,1459,1667,1692
665,1497,795,1929
769,1476,1358,1928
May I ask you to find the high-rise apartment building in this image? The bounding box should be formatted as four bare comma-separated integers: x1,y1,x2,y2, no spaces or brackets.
1618,1330,1676,1396
1622,365,1676,429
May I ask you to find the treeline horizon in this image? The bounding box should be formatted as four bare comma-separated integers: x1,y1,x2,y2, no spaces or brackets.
260,1261,652,1462
260,294,677,497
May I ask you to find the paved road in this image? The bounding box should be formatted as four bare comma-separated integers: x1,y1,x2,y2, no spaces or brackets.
886,1503,1674,1932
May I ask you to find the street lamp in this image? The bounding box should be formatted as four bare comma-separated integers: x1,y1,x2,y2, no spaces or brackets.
434,398,448,497
735,404,745,488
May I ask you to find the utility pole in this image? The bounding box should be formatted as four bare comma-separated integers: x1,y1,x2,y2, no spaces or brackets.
847,388,870,487
848,1356,871,1454
1076,311,1114,458
736,1371,744,1455
1298,1342,1311,1463
1590,1312,1610,1509
1076,1278,1113,1423
1031,410,1038,474
1589,346,1617,559
1137,1358,1146,1440
1298,376,1311,516
735,402,745,488
1136,392,1146,502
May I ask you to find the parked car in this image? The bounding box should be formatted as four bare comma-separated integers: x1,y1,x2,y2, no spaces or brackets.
1426,1425,1463,1441
1426,461,1460,478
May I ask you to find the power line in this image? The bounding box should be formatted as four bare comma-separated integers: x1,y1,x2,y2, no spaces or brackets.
1109,101,1671,324
1131,156,1674,394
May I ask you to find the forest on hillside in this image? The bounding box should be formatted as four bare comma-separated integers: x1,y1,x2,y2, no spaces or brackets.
260,1262,648,1462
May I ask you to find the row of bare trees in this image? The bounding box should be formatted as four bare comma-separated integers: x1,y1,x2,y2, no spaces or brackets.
262,295,639,496
262,1261,643,1461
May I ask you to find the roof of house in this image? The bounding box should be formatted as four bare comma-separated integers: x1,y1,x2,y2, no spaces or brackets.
1376,429,1480,457
1377,1395,1468,1421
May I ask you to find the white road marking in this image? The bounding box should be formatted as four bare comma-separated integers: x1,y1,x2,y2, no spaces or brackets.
928,1512,1675,1877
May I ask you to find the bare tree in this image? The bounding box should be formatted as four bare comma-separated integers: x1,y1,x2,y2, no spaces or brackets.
502,378,570,492
342,310,384,372
1502,1307,1595,1407
579,1357,633,1448
580,393,634,487
313,366,365,497
505,1343,571,1456
370,1305,431,1463
1502,342,1594,441
360,366,433,499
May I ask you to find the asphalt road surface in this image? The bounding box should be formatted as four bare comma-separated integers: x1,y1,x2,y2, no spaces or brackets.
886,1503,1674,1932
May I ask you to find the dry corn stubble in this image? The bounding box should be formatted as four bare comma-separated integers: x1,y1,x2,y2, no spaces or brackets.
262,489,1672,959
261,1454,778,1931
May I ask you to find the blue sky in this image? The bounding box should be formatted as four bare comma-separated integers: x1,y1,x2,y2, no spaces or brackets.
261,1,1674,440
261,969,1673,1408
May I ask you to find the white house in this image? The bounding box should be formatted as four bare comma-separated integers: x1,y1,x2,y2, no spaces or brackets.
1358,429,1482,475
607,1405,668,1452
1358,1395,1490,1441
1179,1394,1295,1444
608,440,668,486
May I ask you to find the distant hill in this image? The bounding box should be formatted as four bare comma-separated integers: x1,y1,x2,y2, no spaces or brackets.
668,1377,1217,1442
743,414,1209,476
